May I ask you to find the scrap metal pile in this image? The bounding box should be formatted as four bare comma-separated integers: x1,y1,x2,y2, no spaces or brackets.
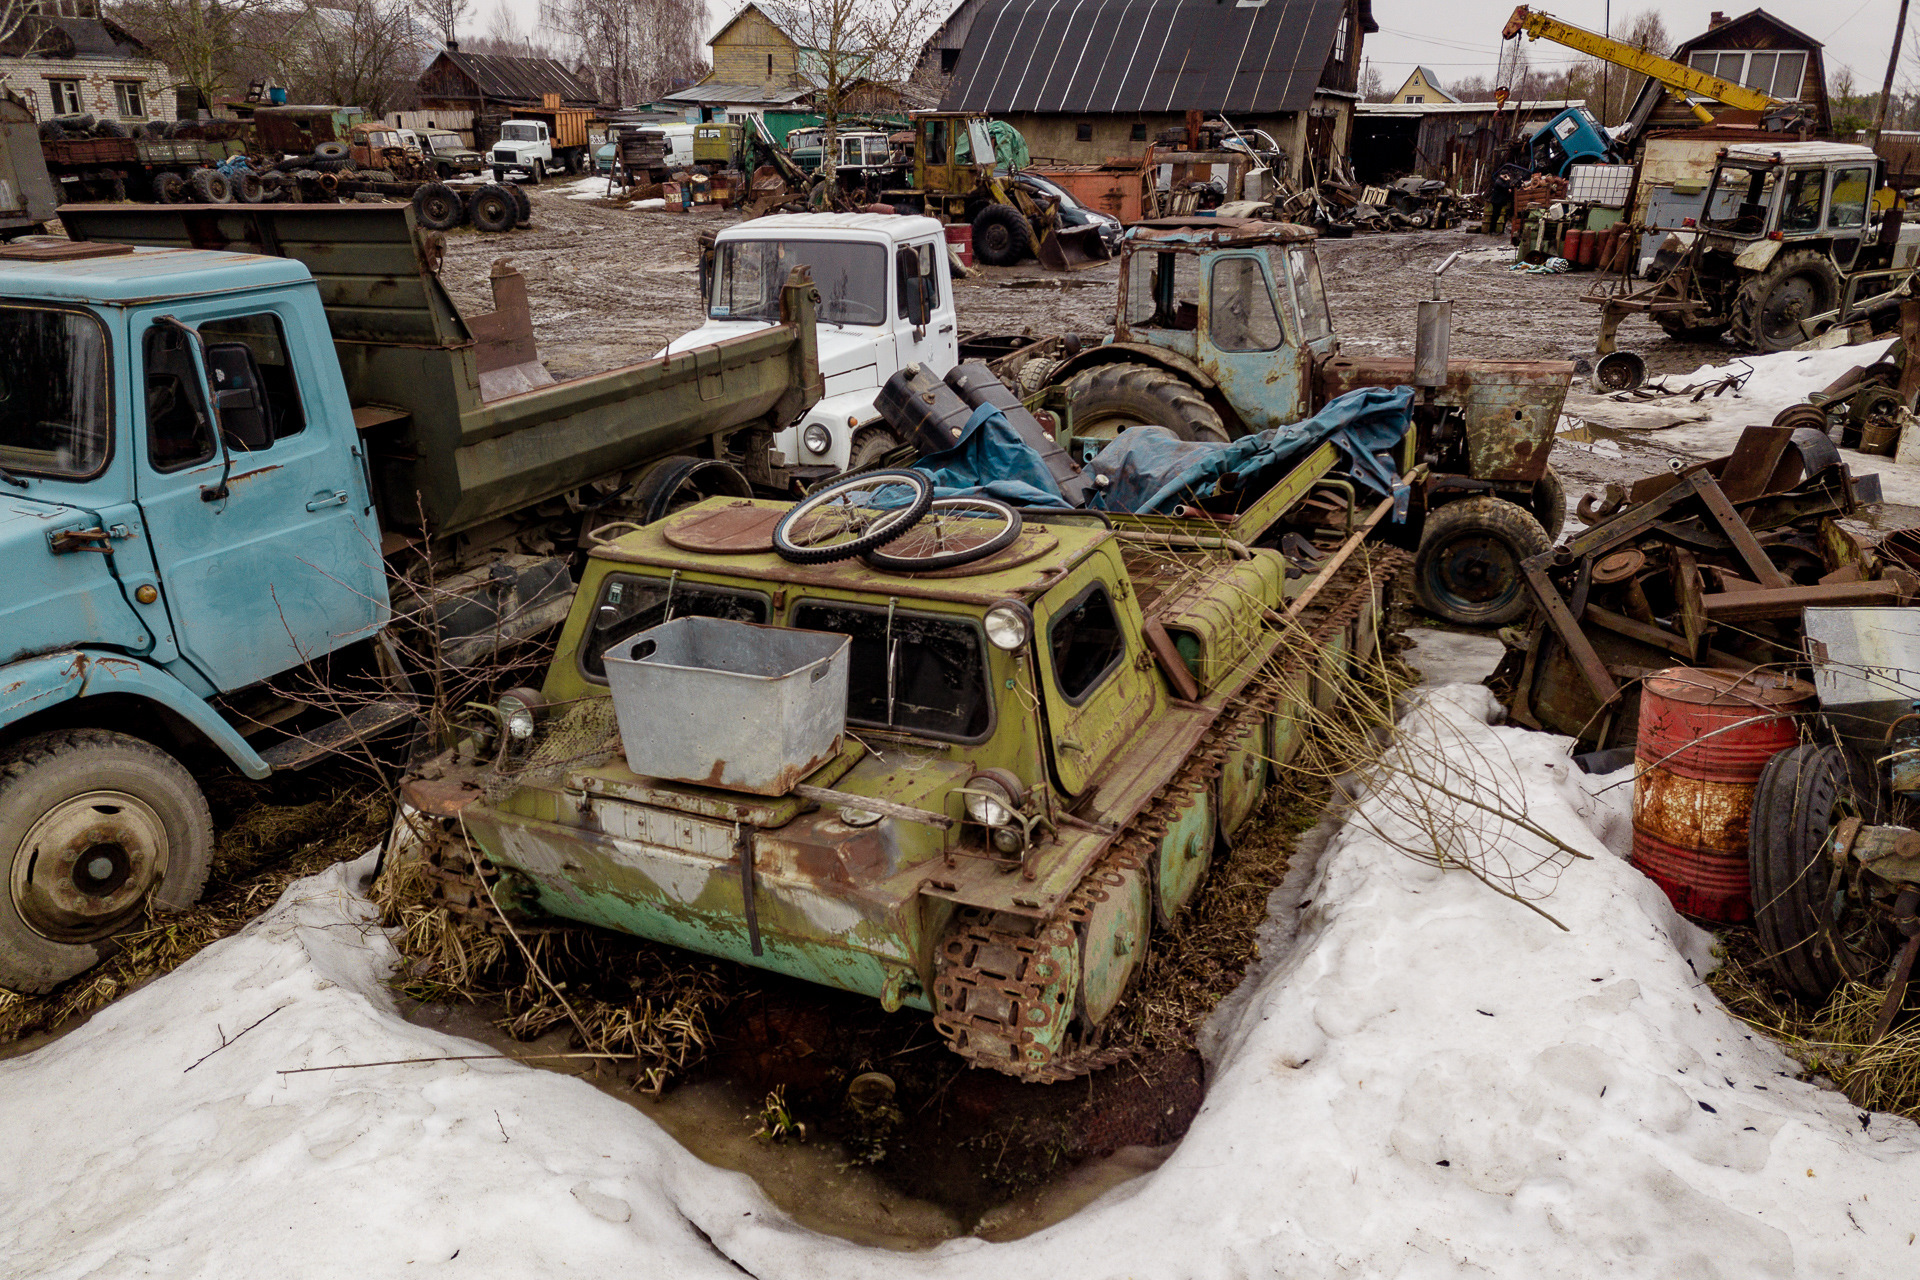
1492,423,1917,750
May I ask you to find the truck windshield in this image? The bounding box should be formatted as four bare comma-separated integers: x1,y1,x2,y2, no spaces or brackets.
500,123,542,142
792,601,991,740
711,240,888,326
0,307,110,480
1703,163,1778,232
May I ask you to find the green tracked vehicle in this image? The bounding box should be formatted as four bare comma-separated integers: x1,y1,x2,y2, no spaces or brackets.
397,452,1404,1081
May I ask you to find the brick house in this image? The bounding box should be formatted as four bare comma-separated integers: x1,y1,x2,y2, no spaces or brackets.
0,1,175,124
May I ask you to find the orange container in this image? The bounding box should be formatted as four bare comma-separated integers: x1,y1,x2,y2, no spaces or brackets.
1631,668,1814,921
943,223,973,267
1564,229,1587,266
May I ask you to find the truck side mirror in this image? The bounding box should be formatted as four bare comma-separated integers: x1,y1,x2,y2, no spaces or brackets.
898,248,931,328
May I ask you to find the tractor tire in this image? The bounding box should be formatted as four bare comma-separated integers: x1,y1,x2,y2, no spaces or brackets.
152,170,187,204
1060,364,1229,453
971,203,1033,267
54,113,94,134
188,167,232,203
232,171,267,204
1412,496,1550,628
1528,463,1567,542
468,184,517,233
411,181,463,231
0,730,213,994
507,182,531,225
1730,250,1843,354
1654,313,1731,343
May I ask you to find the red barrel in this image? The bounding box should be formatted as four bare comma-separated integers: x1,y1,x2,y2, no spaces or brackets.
944,223,973,267
1631,668,1814,922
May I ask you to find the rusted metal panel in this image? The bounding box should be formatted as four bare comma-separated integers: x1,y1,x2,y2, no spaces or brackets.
1317,355,1571,482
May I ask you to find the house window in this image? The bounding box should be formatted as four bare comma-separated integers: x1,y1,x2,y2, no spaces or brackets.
46,80,81,116
1687,49,1808,101
767,53,773,76
941,49,961,74
1076,121,1093,142
1130,122,1147,141
113,81,144,119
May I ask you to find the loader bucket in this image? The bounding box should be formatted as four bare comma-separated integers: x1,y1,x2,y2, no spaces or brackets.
1038,223,1110,271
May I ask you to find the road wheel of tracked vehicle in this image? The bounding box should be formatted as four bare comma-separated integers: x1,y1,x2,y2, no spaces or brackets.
971,203,1034,267
188,168,232,203
1061,364,1229,457
1528,463,1567,542
1154,785,1215,929
508,182,532,226
468,184,517,233
0,730,213,994
1077,864,1150,1027
1216,723,1269,847
1730,250,1843,354
1749,743,1897,1003
411,181,463,230
152,170,187,203
1412,496,1549,628
616,456,754,527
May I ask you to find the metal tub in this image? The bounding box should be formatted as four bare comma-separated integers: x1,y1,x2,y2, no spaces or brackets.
603,617,850,796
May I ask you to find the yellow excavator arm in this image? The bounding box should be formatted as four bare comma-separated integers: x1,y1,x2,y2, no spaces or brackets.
1501,6,1778,125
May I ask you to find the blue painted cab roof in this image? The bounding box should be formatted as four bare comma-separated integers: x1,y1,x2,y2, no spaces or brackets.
0,246,311,304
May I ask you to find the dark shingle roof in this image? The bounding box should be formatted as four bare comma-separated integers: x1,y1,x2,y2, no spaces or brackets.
426,49,597,106
941,0,1348,115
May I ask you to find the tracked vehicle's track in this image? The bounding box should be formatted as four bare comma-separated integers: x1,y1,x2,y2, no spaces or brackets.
932,548,1407,1082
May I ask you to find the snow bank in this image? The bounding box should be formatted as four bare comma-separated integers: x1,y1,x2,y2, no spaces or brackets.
6,692,1920,1277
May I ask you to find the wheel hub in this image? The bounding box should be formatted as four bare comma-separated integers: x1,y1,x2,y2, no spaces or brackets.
11,790,169,941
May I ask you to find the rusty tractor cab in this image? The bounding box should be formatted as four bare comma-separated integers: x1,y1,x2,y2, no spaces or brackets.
1042,218,1575,627
876,111,1109,270
1591,141,1920,354
347,123,430,180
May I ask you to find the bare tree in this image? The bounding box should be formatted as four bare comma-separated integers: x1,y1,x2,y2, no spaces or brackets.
113,0,297,108
285,0,432,115
460,0,561,59
1358,63,1386,102
540,0,704,106
411,0,468,43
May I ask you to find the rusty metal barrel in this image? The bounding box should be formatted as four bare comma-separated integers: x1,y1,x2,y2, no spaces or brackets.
1631,667,1815,922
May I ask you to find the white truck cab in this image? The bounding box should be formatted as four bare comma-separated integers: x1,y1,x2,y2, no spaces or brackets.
491,120,553,182
664,213,959,473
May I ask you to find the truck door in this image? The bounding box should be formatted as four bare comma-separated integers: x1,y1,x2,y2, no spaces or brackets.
133,302,384,693
1195,250,1309,430
1034,568,1159,796
893,239,957,373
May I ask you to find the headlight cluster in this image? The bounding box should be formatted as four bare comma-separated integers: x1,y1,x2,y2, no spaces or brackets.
802,422,833,455
495,687,547,742
984,600,1032,651
961,768,1029,855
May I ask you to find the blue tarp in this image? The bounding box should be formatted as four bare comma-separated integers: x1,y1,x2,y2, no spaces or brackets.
906,402,1073,508
1084,385,1416,516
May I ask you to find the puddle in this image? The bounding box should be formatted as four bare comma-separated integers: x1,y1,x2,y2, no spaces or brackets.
404,998,1175,1249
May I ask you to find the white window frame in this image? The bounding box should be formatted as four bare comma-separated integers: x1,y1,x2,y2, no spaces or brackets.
1687,48,1808,102
47,79,82,116
113,81,144,119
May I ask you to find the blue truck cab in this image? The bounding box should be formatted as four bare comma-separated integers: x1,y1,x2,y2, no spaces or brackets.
1523,107,1619,177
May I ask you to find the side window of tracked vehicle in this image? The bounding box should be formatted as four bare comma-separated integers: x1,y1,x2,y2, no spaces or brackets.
579,576,770,681
1209,256,1283,352
791,601,991,740
1048,583,1127,705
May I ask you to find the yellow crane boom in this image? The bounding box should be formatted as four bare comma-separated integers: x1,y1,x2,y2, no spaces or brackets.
1501,6,1777,126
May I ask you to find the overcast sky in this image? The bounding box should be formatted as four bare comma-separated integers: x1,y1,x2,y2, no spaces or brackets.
483,1,1913,101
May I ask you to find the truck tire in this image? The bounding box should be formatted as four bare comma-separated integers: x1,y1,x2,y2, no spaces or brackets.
971,203,1033,267
846,426,903,472
94,118,129,138
153,170,187,204
1060,364,1229,451
468,184,517,233
189,167,232,204
0,730,214,994
508,183,531,225
1412,496,1550,628
492,165,508,183
1528,463,1566,541
528,158,544,185
105,173,127,202
620,456,754,525
232,171,267,204
309,143,350,174
411,181,463,231
38,119,64,141
1730,250,1843,353
54,113,94,133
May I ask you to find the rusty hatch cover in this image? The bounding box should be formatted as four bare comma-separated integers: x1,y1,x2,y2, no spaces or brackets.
1643,667,1815,709
0,240,135,262
662,501,781,553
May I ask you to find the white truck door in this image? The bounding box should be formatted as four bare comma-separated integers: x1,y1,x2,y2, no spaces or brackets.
892,239,958,375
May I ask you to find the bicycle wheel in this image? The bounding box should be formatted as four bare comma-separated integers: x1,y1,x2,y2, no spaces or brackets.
862,497,1022,572
772,469,934,564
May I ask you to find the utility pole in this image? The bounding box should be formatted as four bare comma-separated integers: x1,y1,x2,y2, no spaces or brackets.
1601,0,1610,123
1876,0,1910,143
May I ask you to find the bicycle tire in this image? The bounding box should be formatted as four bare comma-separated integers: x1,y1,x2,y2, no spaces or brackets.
862,497,1022,572
772,470,934,564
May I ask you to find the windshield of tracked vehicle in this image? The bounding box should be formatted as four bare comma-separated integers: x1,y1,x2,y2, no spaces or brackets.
792,602,991,739
0,307,109,479
711,240,887,326
1703,163,1778,231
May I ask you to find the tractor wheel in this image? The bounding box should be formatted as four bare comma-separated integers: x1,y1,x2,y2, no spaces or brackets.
1412,496,1549,628
507,183,531,226
1060,364,1229,455
0,730,213,994
1528,463,1567,542
971,203,1034,267
468,184,517,233
411,181,463,231
152,170,187,204
1749,743,1897,1002
1654,313,1732,343
188,168,232,204
1730,250,1842,354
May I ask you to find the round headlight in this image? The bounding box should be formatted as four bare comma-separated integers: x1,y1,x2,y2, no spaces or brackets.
984,600,1032,651
496,687,546,740
964,779,1015,827
802,422,832,455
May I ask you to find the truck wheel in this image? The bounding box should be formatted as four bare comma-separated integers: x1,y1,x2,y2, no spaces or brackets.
620,456,753,525
492,166,507,183
846,425,902,472
0,730,214,994
38,119,64,141
508,183,531,225
971,203,1033,267
189,168,232,203
1730,250,1843,354
93,119,129,139
411,181,462,231
153,170,187,204
105,174,127,202
1061,364,1229,453
1749,743,1894,1002
528,158,544,185
468,184,517,233
232,171,267,204
1528,463,1566,541
1412,496,1549,628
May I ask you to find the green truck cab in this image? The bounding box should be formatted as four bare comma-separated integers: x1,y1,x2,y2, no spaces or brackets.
401,452,1396,1081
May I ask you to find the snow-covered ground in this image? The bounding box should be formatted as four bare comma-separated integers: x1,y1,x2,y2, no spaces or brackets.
6,676,1920,1276
1562,338,1920,508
